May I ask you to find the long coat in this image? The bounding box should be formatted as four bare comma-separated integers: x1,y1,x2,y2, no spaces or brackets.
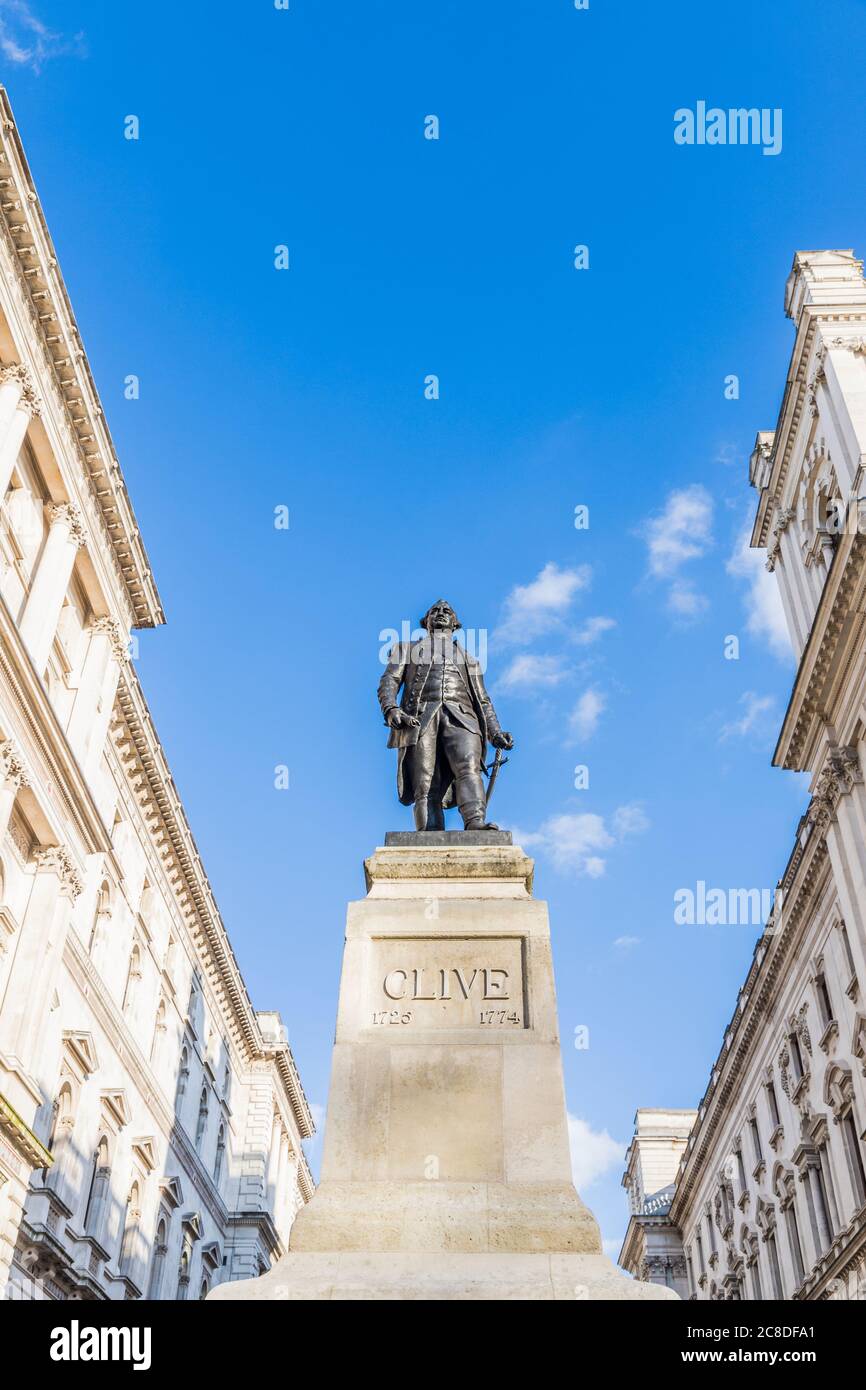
377,640,504,806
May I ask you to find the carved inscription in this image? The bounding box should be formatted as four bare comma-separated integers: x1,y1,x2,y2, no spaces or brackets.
368,936,525,1029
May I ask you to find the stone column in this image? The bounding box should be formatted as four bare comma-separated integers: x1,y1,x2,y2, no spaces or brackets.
19,502,87,676
66,617,128,775
0,845,82,1072
0,364,41,501
0,739,29,847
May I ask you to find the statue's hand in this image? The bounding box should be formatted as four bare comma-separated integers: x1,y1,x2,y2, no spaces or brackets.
491,731,514,750
387,708,420,730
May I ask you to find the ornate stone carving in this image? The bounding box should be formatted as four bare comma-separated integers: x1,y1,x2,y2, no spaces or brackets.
0,738,29,789
49,501,87,548
91,615,130,664
0,360,41,416
33,844,83,900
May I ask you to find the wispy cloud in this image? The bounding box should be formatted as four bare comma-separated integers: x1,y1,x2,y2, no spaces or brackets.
572,615,616,646
719,690,776,741
726,521,792,661
568,687,606,740
567,1114,624,1191
513,802,649,877
0,1,85,72
498,652,569,693
613,935,641,951
496,561,591,644
641,484,713,618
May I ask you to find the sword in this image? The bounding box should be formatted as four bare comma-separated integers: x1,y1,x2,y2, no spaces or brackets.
484,747,509,810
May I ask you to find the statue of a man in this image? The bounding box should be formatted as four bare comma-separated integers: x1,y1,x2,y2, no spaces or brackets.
378,599,514,831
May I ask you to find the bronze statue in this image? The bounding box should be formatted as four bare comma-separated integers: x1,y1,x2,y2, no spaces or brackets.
378,599,514,831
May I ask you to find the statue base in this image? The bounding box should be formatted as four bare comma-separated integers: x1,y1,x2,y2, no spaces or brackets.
210,841,677,1303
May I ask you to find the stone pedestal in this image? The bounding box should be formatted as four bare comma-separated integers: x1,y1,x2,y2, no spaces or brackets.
211,834,677,1301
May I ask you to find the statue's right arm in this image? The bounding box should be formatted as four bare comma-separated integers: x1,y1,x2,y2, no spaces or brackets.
377,644,407,723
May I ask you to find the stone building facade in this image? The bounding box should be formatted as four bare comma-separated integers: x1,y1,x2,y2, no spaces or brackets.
620,249,866,1301
0,89,314,1301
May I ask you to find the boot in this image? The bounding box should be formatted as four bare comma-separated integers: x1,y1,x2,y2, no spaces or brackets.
413,797,429,831
458,799,499,832
426,797,445,831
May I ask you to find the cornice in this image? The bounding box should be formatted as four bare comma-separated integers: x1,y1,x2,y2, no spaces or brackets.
773,530,866,771
752,311,866,549
669,812,831,1225
111,664,314,1142
0,589,110,859
0,87,164,630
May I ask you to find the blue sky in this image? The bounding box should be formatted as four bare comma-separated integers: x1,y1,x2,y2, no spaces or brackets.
4,0,866,1255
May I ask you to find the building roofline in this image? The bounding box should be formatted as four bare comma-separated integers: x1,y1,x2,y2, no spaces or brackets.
0,86,164,630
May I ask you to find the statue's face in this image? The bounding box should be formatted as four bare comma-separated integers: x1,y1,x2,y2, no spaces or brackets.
426,601,457,632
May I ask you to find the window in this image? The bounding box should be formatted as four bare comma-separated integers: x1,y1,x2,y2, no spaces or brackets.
789,1031,805,1083
214,1124,226,1185
195,1086,209,1150
119,1181,141,1278
150,999,166,1067
766,1227,784,1298
685,1247,695,1295
736,1147,748,1194
176,1248,190,1301
84,1135,111,1240
175,1046,189,1117
784,1199,806,1285
750,1116,763,1166
839,922,857,985
147,1218,168,1300
815,972,834,1029
842,1110,866,1205
89,881,111,955
695,1230,705,1276
766,1079,781,1130
199,1278,210,1300
123,942,142,1014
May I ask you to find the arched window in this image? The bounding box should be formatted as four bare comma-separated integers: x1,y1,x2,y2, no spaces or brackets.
150,999,166,1067
174,1046,189,1116
123,942,142,1013
119,1180,142,1278
47,1083,73,1154
176,1247,190,1301
214,1124,226,1185
88,881,111,955
147,1217,168,1300
199,1277,209,1300
195,1086,209,1150
84,1135,111,1240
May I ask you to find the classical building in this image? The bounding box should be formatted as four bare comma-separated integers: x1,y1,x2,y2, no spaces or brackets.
0,88,314,1301
620,249,866,1301
620,1109,696,1298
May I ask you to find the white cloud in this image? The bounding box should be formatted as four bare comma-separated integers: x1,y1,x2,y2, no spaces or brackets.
569,687,606,740
667,580,708,618
497,562,591,643
612,803,650,838
567,1114,624,1191
0,1,84,71
720,690,776,741
513,802,648,876
498,652,568,692
644,485,714,579
572,615,616,646
613,935,641,951
726,523,793,661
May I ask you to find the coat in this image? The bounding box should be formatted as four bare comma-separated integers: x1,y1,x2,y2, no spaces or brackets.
377,640,504,806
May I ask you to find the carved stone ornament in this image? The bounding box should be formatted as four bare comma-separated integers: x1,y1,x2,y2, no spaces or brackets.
0,360,41,417
0,738,29,789
49,501,87,548
33,844,83,900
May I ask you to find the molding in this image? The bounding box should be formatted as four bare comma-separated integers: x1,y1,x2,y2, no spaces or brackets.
0,88,163,630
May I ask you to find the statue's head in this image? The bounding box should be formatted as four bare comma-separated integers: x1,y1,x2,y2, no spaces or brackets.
420,599,460,633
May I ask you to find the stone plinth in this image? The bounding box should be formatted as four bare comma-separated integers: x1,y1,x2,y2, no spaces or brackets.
211,839,678,1301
